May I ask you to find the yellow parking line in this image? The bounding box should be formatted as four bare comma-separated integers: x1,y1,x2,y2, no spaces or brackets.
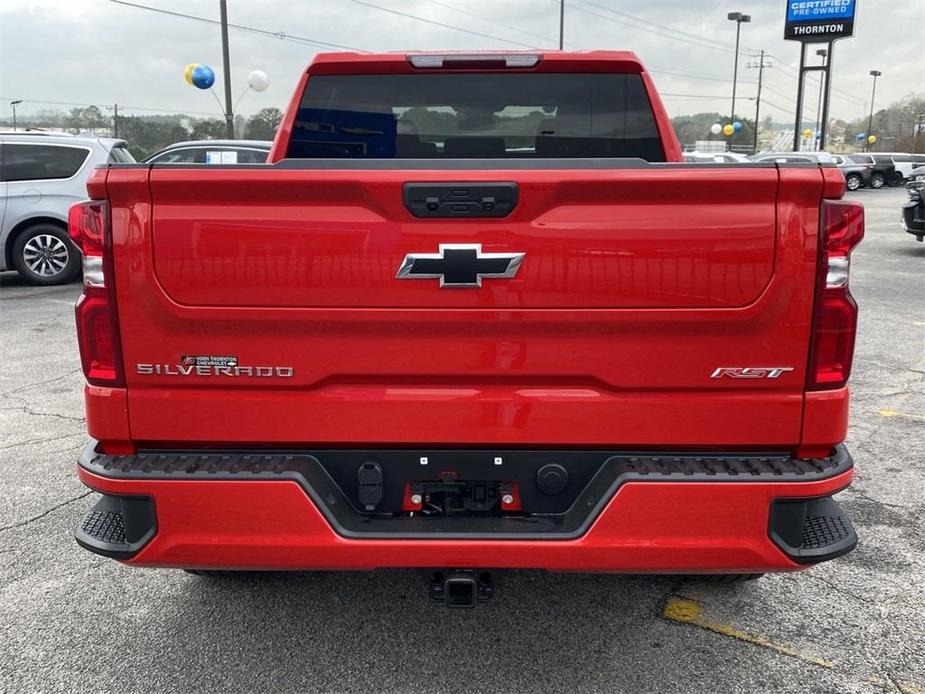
877,409,925,421
662,596,836,669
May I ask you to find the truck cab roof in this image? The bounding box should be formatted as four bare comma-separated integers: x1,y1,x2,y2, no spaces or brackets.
304,50,646,73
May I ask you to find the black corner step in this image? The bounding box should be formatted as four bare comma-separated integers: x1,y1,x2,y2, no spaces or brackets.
769,495,857,564
74,494,157,560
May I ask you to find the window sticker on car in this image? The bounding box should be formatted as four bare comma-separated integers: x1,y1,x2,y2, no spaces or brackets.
205,151,238,164
204,150,238,164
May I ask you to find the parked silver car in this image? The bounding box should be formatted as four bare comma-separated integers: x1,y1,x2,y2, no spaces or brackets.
750,151,837,164
0,131,134,284
142,139,272,164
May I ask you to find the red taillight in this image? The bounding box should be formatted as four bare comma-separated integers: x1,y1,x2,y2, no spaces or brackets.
69,199,124,387
808,200,864,390
67,200,106,255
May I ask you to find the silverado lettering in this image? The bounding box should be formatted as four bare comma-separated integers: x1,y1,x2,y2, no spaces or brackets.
136,364,294,377
70,51,863,605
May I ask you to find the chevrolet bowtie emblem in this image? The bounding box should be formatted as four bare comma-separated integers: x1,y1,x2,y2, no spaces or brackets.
396,244,525,287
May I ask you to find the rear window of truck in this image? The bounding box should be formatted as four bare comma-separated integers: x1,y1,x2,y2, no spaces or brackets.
286,73,665,161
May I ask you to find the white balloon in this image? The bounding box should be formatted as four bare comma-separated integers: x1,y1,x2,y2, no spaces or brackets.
710,123,722,135
247,69,269,92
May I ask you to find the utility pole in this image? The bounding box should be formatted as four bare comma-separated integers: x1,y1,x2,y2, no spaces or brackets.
219,0,234,138
813,49,827,151
113,103,119,138
748,51,771,154
10,100,22,131
558,0,564,50
866,70,881,152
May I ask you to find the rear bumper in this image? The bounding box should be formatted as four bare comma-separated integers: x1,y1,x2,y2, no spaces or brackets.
75,442,856,573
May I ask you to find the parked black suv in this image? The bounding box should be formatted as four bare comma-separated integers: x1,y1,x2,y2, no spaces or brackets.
846,154,898,188
903,178,925,242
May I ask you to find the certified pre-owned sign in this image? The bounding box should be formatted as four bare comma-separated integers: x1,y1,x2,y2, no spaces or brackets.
784,0,856,41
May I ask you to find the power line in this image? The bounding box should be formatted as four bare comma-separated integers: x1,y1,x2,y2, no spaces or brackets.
106,0,362,51
568,0,760,56
428,0,560,46
345,0,540,49
650,67,756,85
660,93,735,100
764,54,866,105
760,83,798,106
565,1,865,111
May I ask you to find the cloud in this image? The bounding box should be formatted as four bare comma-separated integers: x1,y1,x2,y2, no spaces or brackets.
0,0,920,123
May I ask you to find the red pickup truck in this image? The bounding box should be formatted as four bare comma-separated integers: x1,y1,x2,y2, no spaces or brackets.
71,51,862,606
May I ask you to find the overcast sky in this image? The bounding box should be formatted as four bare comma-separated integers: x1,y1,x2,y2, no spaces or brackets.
1,0,922,125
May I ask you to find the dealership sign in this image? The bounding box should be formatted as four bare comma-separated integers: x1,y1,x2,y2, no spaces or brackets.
784,0,856,41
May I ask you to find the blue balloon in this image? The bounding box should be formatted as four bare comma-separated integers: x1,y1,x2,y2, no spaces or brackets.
856,132,865,140
191,64,215,90
733,121,743,133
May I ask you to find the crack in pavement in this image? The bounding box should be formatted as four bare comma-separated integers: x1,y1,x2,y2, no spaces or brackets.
0,367,82,398
843,480,909,512
808,573,874,605
0,491,92,533
0,432,83,451
0,401,84,424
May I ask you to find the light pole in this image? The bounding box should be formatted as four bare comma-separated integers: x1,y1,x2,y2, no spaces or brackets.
866,70,881,152
558,0,564,49
727,11,751,139
814,49,827,151
10,99,22,131
219,0,234,138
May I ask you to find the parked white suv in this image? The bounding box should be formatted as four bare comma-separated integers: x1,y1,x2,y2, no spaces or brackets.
0,132,134,284
873,153,925,182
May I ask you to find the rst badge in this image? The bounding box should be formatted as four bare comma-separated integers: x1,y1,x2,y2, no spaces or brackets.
396,244,524,287
711,367,795,379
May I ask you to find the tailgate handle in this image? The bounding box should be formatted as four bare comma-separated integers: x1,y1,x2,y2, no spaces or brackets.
403,182,518,218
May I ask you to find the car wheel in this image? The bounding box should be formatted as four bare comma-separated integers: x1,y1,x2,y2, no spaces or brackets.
870,173,885,189
845,174,862,191
11,224,80,285
888,173,905,187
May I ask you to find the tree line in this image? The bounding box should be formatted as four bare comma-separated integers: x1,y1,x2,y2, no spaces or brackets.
7,106,284,160
672,93,924,153
6,93,922,157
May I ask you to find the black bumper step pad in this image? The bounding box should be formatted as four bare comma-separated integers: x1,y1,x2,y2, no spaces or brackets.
78,442,853,543
80,444,852,482
769,495,857,563
74,494,156,560
80,509,127,545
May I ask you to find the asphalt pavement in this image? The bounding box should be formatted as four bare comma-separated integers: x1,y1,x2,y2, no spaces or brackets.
0,186,922,694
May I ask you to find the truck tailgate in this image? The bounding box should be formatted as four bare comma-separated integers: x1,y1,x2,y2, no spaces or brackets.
107,164,823,446
149,167,776,309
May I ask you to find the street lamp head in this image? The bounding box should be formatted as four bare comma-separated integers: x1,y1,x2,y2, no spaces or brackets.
11,100,23,106
728,11,743,20
816,49,828,57
741,14,751,22
870,70,881,77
